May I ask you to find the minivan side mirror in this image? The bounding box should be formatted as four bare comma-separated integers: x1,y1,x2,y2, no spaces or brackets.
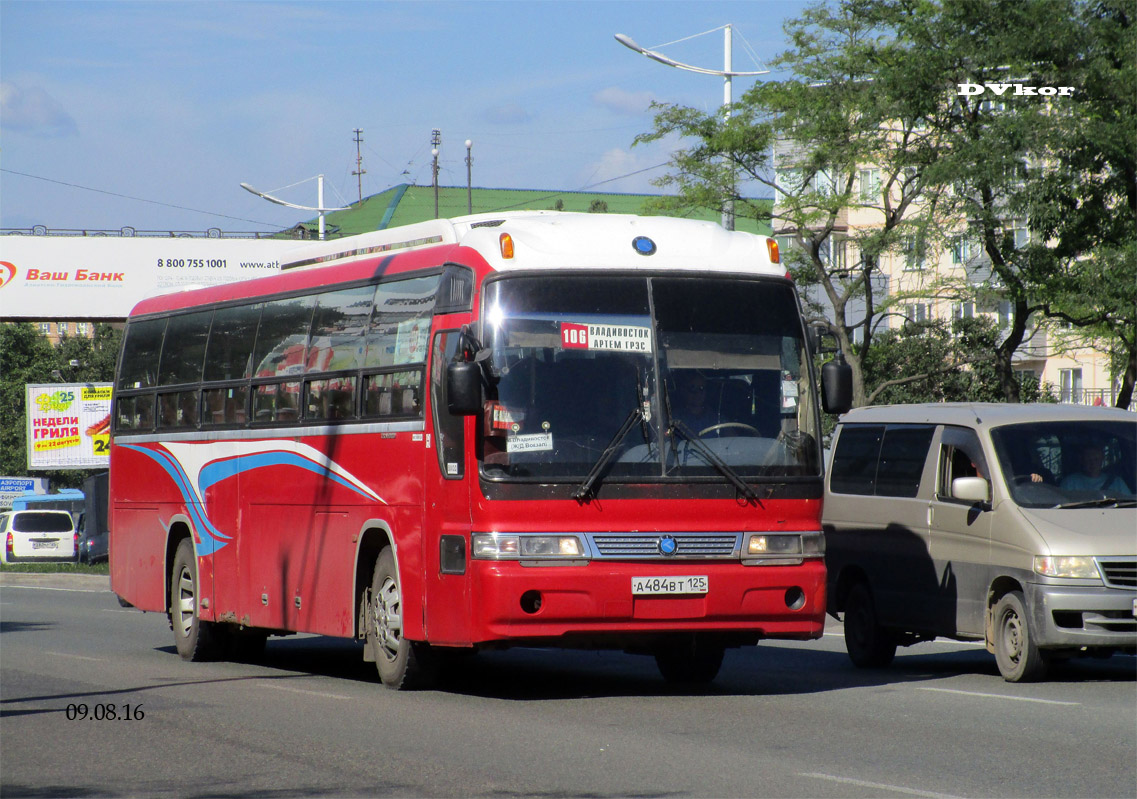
821,356,853,415
952,476,990,504
446,361,482,416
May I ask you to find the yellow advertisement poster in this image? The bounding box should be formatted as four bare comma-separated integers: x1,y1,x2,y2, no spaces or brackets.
25,383,113,470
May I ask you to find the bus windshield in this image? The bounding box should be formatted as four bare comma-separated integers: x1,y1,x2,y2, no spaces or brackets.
480,275,820,483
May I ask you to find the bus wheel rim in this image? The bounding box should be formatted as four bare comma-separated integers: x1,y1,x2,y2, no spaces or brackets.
176,565,195,638
374,576,402,660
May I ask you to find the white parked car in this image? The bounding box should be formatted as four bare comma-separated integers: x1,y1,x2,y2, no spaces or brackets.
1,510,78,563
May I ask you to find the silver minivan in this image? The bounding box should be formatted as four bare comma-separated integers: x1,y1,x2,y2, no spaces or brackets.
823,403,1136,682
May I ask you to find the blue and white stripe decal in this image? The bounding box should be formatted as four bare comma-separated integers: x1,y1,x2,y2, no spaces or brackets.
121,440,386,556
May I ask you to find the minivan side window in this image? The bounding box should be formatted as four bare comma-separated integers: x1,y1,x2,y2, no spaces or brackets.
937,426,988,502
830,425,884,495
830,423,935,498
876,426,936,498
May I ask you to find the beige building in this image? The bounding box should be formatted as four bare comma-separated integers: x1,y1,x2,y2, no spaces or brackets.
773,155,1124,408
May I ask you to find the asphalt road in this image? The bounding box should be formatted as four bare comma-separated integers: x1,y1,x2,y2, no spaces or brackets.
1,572,1134,799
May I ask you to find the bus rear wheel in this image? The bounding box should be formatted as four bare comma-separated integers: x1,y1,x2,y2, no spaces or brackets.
368,548,436,690
170,539,223,661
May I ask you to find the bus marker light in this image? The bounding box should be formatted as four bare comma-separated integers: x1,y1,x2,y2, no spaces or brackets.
767,238,780,264
500,233,515,259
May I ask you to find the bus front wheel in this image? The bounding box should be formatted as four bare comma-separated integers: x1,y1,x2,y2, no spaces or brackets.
654,636,725,685
170,539,223,661
368,548,436,690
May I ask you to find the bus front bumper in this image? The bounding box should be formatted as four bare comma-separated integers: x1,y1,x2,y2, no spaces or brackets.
467,559,826,645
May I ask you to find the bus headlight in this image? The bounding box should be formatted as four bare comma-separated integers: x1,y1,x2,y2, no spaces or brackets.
1034,556,1101,580
471,533,586,560
744,532,824,564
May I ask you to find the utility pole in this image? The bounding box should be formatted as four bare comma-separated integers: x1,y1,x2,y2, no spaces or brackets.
431,128,441,218
465,139,473,215
352,128,366,205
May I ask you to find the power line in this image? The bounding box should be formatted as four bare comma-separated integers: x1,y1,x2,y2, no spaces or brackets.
1,168,282,228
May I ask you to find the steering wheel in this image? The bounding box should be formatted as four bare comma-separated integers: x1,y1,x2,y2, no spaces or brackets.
698,422,761,437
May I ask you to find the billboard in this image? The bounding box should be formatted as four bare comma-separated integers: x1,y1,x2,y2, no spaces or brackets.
0,237,299,319
25,384,113,470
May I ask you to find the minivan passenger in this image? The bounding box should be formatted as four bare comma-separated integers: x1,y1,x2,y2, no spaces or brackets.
823,403,1136,682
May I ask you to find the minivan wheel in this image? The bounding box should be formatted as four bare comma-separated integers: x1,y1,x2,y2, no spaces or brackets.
844,582,897,668
993,591,1047,682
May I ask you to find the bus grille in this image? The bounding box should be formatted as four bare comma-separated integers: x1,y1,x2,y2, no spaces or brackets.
586,533,741,559
1097,558,1137,590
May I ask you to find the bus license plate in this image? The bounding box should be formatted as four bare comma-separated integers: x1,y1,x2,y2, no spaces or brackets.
32,541,57,550
632,575,708,596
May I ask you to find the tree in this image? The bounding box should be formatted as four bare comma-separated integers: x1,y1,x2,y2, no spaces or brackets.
874,0,1135,403
0,323,121,487
636,0,1134,406
636,1,946,407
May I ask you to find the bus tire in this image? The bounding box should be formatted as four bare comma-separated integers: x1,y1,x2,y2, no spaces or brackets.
368,548,436,690
654,636,725,685
170,539,223,661
843,581,897,668
993,591,1047,682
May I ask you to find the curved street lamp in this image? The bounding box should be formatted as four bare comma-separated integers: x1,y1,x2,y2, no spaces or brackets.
615,27,768,230
241,174,349,240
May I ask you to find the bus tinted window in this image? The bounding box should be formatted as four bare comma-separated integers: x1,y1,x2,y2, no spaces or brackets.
308,286,374,373
252,296,316,379
158,310,213,386
363,276,440,368
204,303,261,382
306,376,357,421
118,318,167,389
253,381,302,422
363,370,423,418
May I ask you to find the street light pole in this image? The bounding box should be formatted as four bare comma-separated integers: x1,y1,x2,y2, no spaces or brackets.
240,174,349,241
615,26,767,231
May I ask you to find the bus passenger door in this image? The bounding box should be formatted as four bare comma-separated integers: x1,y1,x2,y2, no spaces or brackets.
423,330,474,645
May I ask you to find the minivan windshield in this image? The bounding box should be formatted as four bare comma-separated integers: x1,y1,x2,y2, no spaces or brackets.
990,420,1137,508
479,275,819,483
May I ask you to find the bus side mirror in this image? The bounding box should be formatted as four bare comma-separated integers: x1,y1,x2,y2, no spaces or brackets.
821,356,853,415
447,362,482,416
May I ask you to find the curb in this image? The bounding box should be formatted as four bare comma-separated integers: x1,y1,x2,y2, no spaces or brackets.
0,572,112,590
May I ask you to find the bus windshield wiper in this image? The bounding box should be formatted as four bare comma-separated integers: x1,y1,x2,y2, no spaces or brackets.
573,406,644,501
668,419,760,502
1053,497,1137,509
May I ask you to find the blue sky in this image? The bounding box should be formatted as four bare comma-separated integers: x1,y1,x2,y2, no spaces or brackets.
1,0,811,234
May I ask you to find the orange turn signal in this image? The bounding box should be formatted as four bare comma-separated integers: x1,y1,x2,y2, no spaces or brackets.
766,238,780,264
500,232,515,259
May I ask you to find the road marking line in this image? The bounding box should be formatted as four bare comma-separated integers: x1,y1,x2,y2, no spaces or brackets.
800,772,965,799
258,683,352,700
822,631,987,647
100,609,137,613
43,651,106,662
918,686,1079,706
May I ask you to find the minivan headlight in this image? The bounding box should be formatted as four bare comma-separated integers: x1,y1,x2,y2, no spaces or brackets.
1034,556,1101,580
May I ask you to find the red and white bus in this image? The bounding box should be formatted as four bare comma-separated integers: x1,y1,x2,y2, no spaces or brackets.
110,211,845,688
